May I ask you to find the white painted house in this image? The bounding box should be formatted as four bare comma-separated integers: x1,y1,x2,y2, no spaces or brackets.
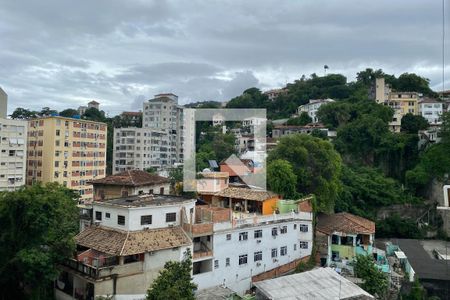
419,98,444,125
297,99,334,123
189,208,314,294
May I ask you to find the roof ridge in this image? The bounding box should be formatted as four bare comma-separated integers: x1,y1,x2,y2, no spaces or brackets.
128,170,136,186
119,230,130,256
342,213,373,231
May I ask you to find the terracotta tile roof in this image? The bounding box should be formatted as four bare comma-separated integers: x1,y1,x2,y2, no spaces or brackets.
214,187,278,201
76,225,191,256
89,170,169,186
316,212,375,235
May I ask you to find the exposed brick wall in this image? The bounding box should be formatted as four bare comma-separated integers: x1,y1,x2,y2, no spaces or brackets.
298,199,313,212
251,256,310,283
212,209,231,223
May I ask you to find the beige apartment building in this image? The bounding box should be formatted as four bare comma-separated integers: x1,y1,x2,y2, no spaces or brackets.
374,78,420,132
26,116,107,202
386,92,420,132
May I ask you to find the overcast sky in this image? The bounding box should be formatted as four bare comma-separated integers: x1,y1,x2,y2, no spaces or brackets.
1,0,449,116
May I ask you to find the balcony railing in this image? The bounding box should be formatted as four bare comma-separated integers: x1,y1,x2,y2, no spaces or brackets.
63,258,144,279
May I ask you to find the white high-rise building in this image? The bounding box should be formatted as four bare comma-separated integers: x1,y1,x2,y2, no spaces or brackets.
113,93,184,173
113,127,170,173
0,89,27,191
143,93,183,166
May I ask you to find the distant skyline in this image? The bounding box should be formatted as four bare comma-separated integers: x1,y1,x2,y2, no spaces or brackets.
0,0,449,115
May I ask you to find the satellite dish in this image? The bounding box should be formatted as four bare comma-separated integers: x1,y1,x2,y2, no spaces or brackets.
202,168,212,172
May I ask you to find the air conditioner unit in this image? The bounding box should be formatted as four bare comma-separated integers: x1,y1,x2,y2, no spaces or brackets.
256,262,261,267
273,259,278,263
256,240,262,243
149,251,155,256
168,224,174,227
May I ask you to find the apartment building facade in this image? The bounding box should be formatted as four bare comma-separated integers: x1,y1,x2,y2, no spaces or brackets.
143,93,183,166
26,116,107,202
0,118,27,191
113,127,170,173
386,92,420,132
188,205,314,294
113,93,184,173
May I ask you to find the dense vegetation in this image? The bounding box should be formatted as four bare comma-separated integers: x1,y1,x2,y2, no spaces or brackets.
0,183,79,300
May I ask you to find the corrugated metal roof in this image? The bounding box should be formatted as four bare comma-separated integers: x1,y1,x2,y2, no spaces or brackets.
254,267,374,300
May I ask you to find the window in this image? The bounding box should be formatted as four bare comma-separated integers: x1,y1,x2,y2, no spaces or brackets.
294,224,297,230
239,254,248,265
280,226,288,234
254,230,262,239
166,212,176,222
299,224,309,232
226,234,232,241
214,260,219,269
118,215,125,225
141,215,152,225
271,248,278,258
294,244,297,251
239,232,248,241
105,213,110,219
95,211,102,221
254,251,262,262
300,241,308,249
226,257,230,267
280,246,287,256
272,227,278,236
56,129,60,136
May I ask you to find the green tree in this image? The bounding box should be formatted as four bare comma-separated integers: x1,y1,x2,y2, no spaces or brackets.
401,113,429,134
355,255,388,297
267,159,298,199
145,167,157,174
39,107,58,117
268,134,342,212
286,112,312,126
401,279,426,300
316,102,352,129
336,166,421,219
394,73,436,97
0,183,79,299
146,249,197,300
59,108,79,118
9,107,38,119
83,107,106,122
335,115,389,165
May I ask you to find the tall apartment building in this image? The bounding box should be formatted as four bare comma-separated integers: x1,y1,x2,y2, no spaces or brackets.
143,93,183,165
0,121,27,191
113,127,170,173
26,116,107,202
113,93,183,173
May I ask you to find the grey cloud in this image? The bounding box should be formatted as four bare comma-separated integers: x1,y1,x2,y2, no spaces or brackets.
0,0,449,114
